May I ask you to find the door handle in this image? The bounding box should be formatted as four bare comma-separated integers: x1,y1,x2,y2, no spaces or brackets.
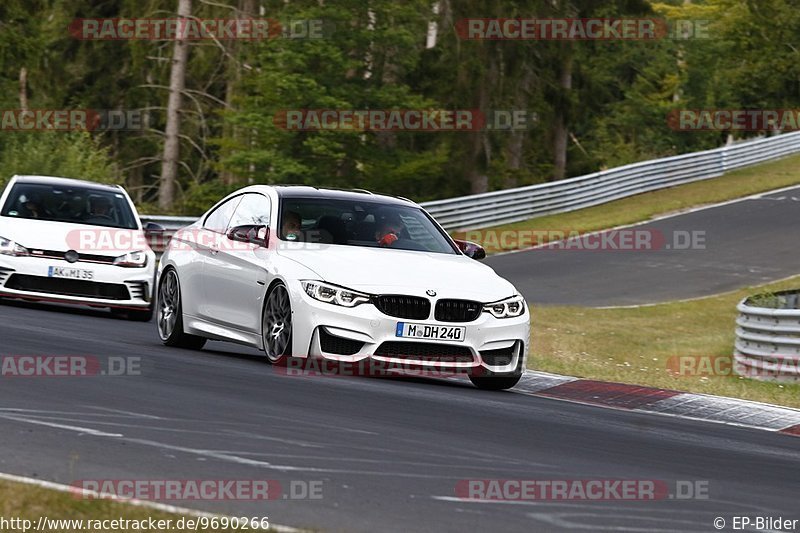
210,248,219,256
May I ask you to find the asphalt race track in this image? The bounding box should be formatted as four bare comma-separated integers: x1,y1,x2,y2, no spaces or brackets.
0,301,798,532
2,187,800,531
487,187,800,307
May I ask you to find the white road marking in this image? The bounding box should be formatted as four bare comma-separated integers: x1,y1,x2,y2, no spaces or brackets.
526,512,704,532
221,429,325,448
0,471,301,532
87,406,165,419
0,414,123,437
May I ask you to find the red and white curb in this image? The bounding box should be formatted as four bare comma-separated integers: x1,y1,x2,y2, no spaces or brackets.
513,370,800,437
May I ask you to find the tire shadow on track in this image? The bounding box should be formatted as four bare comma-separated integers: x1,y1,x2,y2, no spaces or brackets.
0,297,126,320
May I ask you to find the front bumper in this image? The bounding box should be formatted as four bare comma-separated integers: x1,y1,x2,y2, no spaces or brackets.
289,280,530,374
0,255,154,309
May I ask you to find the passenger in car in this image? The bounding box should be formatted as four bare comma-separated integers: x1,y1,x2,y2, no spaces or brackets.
281,210,303,241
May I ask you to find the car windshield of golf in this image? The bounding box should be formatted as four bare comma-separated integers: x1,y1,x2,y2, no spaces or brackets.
1,183,138,229
280,198,456,254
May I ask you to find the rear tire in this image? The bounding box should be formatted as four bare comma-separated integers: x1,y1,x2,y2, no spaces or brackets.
157,268,206,349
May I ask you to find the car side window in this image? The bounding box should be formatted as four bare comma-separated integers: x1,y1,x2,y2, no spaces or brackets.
204,196,242,233
228,193,271,230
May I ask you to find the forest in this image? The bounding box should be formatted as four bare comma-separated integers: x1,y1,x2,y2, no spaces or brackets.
0,0,797,214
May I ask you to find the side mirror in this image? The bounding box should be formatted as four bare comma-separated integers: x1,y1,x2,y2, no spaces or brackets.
228,224,269,247
454,239,486,260
143,222,165,234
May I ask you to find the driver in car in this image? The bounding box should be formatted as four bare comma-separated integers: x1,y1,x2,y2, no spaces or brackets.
85,196,114,223
376,214,404,247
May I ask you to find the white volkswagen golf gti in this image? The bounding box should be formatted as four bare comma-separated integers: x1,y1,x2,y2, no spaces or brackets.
157,186,530,390
0,175,157,320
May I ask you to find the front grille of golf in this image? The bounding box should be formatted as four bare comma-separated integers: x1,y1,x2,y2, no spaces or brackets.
373,295,430,320
434,299,482,322
480,342,518,366
319,328,364,355
29,249,116,264
5,274,130,300
374,341,474,363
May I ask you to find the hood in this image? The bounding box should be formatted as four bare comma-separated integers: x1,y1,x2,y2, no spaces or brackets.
0,216,147,255
278,243,518,302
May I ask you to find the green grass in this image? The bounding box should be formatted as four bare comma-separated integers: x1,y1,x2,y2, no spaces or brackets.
455,153,800,254
529,276,800,409
0,479,276,532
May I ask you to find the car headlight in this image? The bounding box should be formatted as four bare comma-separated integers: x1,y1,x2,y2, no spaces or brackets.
301,281,370,307
0,236,29,257
483,295,526,318
113,250,148,268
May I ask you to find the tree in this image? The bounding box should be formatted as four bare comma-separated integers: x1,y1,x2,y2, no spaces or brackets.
158,0,192,210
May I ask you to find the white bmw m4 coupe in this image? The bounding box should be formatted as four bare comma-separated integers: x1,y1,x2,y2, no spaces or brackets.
157,186,530,390
0,175,158,320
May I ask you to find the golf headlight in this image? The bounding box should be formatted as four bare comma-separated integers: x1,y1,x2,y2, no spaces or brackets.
484,295,526,318
301,281,370,307
0,236,29,256
113,250,148,268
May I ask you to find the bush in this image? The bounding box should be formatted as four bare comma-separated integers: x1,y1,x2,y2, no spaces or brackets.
0,132,117,189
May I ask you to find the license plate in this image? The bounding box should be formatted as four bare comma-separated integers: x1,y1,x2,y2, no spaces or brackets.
395,322,466,342
47,266,94,280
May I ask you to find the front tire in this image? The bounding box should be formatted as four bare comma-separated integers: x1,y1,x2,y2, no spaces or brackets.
262,283,293,364
157,268,206,350
469,357,523,391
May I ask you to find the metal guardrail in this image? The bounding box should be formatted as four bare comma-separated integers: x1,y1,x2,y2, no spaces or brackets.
735,290,800,382
142,131,800,233
423,131,800,230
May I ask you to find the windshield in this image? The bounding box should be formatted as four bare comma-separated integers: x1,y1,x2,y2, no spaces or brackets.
0,182,138,229
279,197,457,255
